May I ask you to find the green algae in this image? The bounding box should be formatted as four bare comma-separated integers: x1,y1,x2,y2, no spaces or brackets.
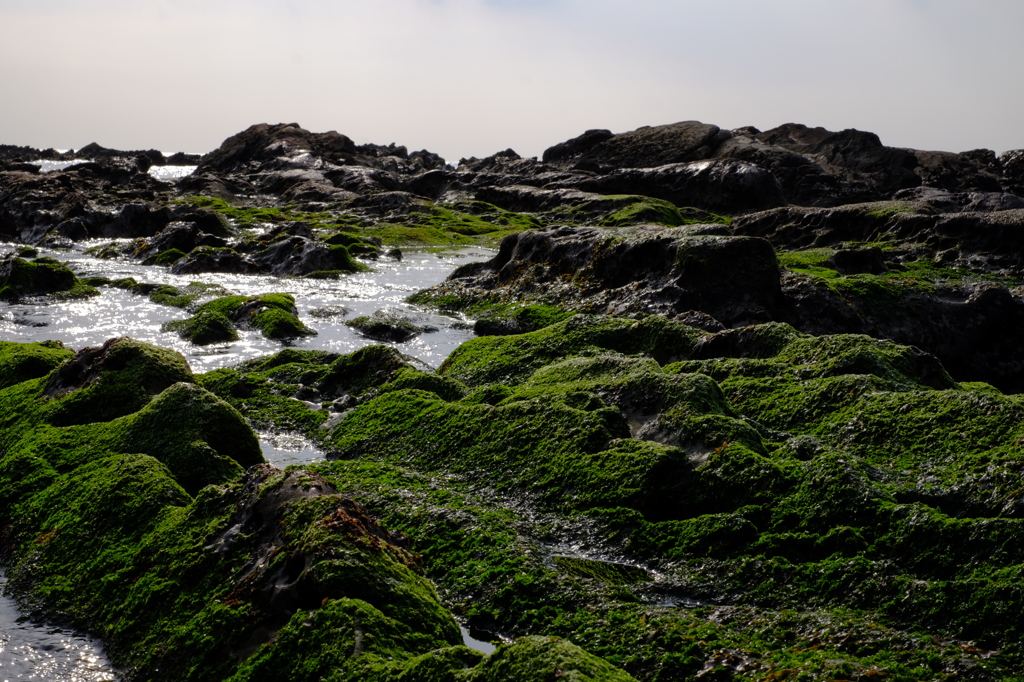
6,308,1024,679
164,293,315,344
346,312,424,342
779,244,1018,299
98,277,230,309
0,256,98,302
153,247,187,265
165,309,239,344
0,339,73,389
293,315,1024,676
178,195,335,229
179,195,541,249
42,336,195,425
595,196,730,228
0,340,488,679
439,315,702,386
552,556,648,585
0,339,262,495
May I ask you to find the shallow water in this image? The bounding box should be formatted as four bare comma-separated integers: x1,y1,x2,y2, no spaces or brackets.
2,241,488,374
0,239,492,679
29,160,198,181
460,625,498,655
0,573,115,681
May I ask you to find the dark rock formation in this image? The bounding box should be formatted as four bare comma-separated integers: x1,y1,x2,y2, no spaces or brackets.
542,121,729,171
429,225,781,326
345,307,439,343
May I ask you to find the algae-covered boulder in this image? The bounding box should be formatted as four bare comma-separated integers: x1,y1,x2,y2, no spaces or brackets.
1,338,552,680
0,339,72,389
166,308,239,345
0,254,98,302
164,293,316,345
42,336,195,424
0,337,262,495
1,458,467,680
196,345,448,435
198,313,1024,679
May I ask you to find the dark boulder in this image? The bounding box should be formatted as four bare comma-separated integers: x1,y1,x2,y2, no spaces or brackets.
432,225,782,326
164,151,201,165
345,307,439,342
76,142,165,166
170,246,261,275
542,121,730,171
579,158,786,213
913,148,1003,193
137,221,229,265
999,149,1024,194
541,129,614,166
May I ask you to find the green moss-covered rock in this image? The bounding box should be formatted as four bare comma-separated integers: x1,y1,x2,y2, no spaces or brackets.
0,339,517,680
164,309,239,345
153,247,187,265
346,308,438,343
196,345,423,435
41,336,195,425
461,636,638,681
10,309,1023,679
3,461,465,680
165,293,316,344
275,314,1024,678
0,339,73,390
440,314,702,386
0,256,99,302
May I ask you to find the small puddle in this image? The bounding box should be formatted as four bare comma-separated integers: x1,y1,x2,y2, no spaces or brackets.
460,625,498,655
258,432,325,468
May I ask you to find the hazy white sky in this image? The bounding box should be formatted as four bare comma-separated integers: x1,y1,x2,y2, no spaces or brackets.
2,0,1021,162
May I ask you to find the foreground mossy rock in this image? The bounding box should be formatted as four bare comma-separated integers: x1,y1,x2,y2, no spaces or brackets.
0,338,637,680
1,461,466,679
0,339,71,389
196,313,1024,678
164,293,315,344
0,254,98,302
196,344,458,435
0,337,262,497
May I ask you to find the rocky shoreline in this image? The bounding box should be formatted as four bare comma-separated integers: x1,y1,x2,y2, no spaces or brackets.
2,120,1024,680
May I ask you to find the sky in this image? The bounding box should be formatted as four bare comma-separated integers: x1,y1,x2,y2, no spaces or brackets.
1,0,1022,163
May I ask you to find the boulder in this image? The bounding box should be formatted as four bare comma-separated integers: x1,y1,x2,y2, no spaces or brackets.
578,158,786,213
345,307,439,342
542,120,729,171
429,225,781,326
164,293,316,344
